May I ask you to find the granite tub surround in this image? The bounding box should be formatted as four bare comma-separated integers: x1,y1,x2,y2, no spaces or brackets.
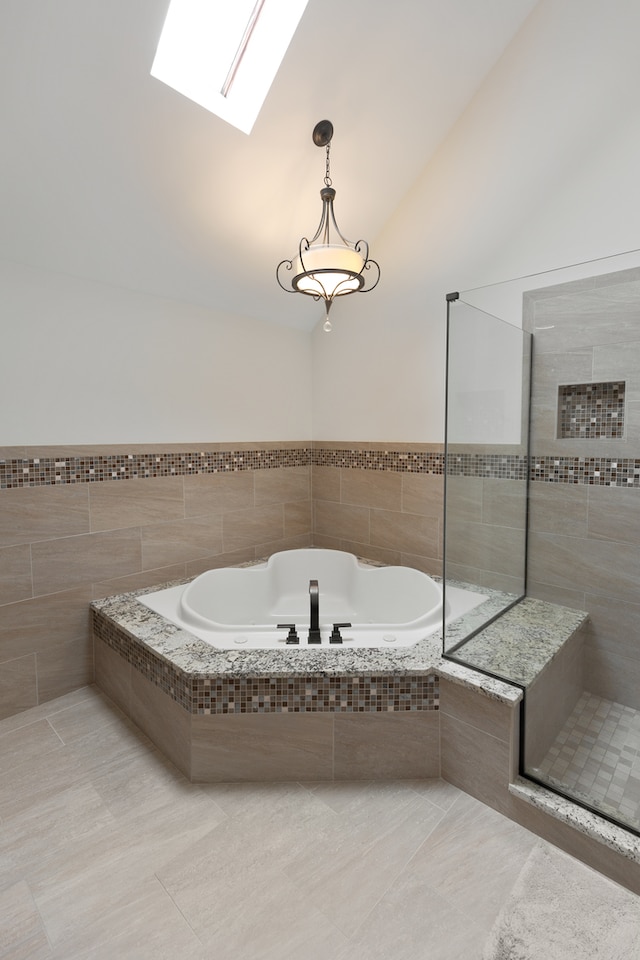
93,595,510,782
443,580,519,652
447,596,588,686
92,573,524,696
89,564,593,787
92,561,526,783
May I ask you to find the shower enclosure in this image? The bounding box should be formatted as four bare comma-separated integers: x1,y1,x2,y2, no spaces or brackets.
443,252,640,838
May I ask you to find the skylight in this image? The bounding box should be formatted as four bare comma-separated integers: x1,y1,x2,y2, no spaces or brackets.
151,0,310,134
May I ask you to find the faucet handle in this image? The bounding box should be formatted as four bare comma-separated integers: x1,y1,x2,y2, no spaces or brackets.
330,622,352,644
277,623,299,645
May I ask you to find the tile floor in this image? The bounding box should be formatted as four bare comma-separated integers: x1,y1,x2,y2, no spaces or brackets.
0,685,638,959
533,692,640,833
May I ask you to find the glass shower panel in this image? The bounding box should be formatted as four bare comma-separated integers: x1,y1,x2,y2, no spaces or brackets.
444,249,640,838
443,298,530,658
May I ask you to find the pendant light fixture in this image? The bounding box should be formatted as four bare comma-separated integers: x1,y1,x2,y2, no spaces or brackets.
276,120,380,332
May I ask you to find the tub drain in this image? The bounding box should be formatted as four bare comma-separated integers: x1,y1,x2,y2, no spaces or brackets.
233,636,249,645
383,634,397,643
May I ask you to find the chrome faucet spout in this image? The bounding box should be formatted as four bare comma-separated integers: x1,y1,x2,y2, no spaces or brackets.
308,579,321,643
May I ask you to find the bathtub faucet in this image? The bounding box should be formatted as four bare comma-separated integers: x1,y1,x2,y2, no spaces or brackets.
308,579,321,644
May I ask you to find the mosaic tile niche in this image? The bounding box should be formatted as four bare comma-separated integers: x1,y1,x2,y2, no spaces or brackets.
557,381,626,440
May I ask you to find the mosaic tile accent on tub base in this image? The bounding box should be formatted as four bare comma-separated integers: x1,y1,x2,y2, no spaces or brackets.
192,675,439,715
92,610,439,716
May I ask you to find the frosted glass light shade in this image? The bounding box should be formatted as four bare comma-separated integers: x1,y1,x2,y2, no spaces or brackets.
293,244,365,297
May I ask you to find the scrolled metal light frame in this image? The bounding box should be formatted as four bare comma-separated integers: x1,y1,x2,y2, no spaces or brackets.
276,120,380,326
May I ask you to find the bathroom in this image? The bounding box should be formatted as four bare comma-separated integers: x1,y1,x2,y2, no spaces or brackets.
2,0,640,954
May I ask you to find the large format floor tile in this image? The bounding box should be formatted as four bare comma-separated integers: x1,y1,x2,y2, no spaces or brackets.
0,686,638,959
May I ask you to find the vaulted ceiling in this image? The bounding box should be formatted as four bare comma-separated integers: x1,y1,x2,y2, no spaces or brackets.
0,0,538,330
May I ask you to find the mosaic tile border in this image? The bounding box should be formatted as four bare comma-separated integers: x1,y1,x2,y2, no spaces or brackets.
3,446,640,489
0,448,312,489
530,457,640,487
314,448,445,474
448,454,640,487
192,675,439,716
446,454,528,481
450,454,640,487
0,446,445,488
92,609,439,716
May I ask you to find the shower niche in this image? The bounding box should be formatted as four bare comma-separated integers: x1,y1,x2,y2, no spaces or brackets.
556,380,625,440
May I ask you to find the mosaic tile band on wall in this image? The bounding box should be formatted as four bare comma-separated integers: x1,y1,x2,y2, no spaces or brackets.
0,447,447,487
2,447,640,489
92,612,439,716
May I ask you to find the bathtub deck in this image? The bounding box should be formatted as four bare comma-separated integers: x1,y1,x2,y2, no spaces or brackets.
91,577,584,787
91,575,585,690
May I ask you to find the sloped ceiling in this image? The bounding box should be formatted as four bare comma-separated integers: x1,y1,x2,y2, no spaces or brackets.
0,0,538,331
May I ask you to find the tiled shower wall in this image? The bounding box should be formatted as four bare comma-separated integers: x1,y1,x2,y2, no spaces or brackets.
0,442,444,721
441,450,527,596
524,266,640,712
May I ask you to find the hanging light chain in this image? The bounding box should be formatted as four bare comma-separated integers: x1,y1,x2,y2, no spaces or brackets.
324,142,332,187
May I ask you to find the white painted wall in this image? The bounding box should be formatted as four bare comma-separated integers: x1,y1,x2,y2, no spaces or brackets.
0,260,312,445
4,0,640,448
312,0,640,442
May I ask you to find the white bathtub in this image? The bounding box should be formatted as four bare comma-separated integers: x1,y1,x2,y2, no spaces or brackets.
138,548,483,650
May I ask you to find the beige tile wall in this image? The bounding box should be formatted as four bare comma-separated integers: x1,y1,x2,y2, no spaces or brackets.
524,627,585,768
0,444,312,720
528,482,640,711
439,677,519,816
525,267,640,712
312,449,444,575
445,476,527,594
